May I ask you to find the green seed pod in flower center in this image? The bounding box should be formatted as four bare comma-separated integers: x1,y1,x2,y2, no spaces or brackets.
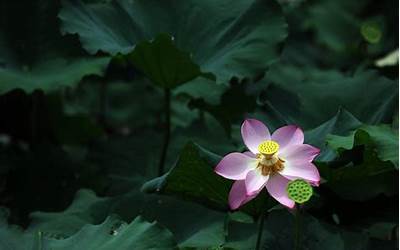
286,179,313,204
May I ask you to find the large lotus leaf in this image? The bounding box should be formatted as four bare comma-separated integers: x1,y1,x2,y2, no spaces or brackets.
28,189,227,249
318,147,397,201
2,213,176,250
0,57,110,95
43,216,176,250
28,190,112,237
118,194,227,249
321,159,396,202
0,209,36,250
0,0,111,95
304,109,362,161
327,124,399,168
128,33,214,89
260,64,398,129
59,0,287,84
318,123,398,200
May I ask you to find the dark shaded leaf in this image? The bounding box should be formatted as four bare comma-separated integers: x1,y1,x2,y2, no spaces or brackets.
327,124,399,168
59,0,288,83
128,34,213,89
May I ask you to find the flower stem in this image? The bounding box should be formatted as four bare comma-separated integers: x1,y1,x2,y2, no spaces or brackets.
37,231,43,250
255,212,265,250
158,88,171,176
294,204,302,250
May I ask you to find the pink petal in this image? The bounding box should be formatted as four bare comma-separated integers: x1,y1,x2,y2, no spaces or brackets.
228,180,258,210
280,162,320,184
271,125,304,150
266,174,295,208
245,169,269,195
279,144,320,163
241,119,271,154
215,152,257,180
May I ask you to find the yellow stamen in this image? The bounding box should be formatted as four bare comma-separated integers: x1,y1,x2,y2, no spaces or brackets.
257,155,285,176
258,140,279,155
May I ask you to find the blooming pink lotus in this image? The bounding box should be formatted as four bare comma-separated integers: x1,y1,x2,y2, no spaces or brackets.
215,119,320,209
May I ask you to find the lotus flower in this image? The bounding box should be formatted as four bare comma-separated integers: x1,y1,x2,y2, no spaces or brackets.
215,119,320,209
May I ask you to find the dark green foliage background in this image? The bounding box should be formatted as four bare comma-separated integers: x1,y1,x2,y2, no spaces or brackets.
0,0,398,249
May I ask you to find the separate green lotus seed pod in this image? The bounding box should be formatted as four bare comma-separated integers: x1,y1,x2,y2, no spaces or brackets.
361,22,382,44
286,179,313,204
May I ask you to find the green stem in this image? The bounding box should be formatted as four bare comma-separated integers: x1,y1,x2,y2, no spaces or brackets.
158,88,171,176
294,204,301,250
37,231,43,250
255,213,265,250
